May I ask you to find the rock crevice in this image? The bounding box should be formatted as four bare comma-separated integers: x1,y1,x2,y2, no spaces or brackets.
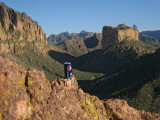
0,2,47,43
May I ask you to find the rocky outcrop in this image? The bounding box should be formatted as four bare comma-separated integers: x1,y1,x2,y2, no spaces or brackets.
0,42,27,54
0,56,106,120
105,99,160,120
0,56,160,120
102,24,139,50
0,2,47,42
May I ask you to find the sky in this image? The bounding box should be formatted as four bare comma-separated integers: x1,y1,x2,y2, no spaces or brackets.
0,0,160,37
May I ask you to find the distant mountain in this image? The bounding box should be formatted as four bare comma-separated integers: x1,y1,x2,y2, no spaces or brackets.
141,30,160,41
51,33,102,56
0,2,99,82
77,25,160,114
49,24,160,114
139,33,160,47
2,2,160,118
139,30,160,47
47,30,102,43
1,3,160,115
48,29,160,48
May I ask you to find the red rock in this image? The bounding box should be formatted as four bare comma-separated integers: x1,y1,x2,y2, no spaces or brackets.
0,56,160,120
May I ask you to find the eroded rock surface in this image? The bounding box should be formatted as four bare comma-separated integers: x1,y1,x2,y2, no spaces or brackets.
105,99,160,120
0,2,47,42
102,24,139,50
0,56,160,120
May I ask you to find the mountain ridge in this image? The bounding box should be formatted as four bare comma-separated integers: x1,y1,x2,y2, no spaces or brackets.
0,3,101,82
48,29,160,48
47,30,102,43
1,2,160,117
0,2,47,42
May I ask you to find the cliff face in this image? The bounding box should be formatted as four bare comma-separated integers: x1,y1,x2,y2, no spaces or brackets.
0,2,47,42
0,56,107,120
0,56,160,120
102,24,139,50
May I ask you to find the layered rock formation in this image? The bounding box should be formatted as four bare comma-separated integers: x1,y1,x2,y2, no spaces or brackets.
0,56,160,120
0,2,47,42
102,24,139,50
0,42,26,54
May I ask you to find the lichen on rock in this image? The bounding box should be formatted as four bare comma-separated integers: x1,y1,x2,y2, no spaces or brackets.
0,56,160,120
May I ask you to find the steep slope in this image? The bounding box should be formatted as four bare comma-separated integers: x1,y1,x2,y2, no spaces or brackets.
78,40,156,73
0,2,47,42
80,48,160,113
0,2,47,54
84,33,102,51
52,33,102,57
102,24,139,50
0,56,107,120
0,56,160,120
73,24,156,74
0,3,102,82
55,38,88,56
49,36,159,114
75,25,159,114
0,41,103,82
62,25,160,114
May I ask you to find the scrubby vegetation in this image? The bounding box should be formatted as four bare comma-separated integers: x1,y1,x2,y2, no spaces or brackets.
1,36,160,114
116,24,132,30
78,42,160,114
0,41,104,82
